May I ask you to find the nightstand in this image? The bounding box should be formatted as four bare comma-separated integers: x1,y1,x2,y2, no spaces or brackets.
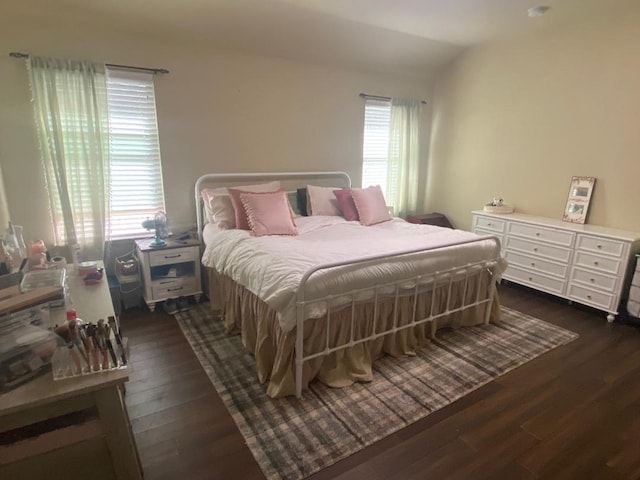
135,238,202,312
406,212,453,228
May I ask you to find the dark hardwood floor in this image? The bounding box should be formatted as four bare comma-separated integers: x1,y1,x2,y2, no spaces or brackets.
123,284,640,480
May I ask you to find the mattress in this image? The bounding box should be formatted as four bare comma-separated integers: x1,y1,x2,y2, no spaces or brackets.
201,216,505,332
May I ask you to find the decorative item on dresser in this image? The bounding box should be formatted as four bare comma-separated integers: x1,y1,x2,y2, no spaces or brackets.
563,176,596,224
472,211,640,322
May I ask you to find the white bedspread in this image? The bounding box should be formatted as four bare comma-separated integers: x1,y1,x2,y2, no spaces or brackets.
202,217,505,332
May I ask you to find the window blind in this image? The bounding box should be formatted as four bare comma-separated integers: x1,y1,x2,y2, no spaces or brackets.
362,98,391,199
106,69,165,239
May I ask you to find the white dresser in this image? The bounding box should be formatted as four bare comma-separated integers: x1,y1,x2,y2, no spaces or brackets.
472,211,640,322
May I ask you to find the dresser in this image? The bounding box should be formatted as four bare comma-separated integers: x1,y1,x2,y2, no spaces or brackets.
472,211,640,322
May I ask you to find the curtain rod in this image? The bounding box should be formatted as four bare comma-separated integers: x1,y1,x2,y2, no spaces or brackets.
9,52,169,75
359,93,426,104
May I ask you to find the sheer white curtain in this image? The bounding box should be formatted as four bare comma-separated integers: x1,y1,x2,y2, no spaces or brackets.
387,99,422,218
28,56,110,261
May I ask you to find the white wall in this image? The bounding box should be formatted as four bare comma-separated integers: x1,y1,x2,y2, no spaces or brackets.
427,5,640,232
0,3,432,244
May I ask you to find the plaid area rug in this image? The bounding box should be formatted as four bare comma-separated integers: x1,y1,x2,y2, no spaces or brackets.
175,304,578,480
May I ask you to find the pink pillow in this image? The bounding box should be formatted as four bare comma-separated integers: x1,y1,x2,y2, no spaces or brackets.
351,185,392,226
240,190,298,236
201,181,281,228
333,189,359,221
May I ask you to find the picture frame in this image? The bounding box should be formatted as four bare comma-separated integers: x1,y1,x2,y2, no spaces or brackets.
562,176,596,224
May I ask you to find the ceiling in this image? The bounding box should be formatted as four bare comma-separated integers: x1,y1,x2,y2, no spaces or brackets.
11,0,638,78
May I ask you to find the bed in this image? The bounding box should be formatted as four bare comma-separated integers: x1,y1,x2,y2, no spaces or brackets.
195,171,506,398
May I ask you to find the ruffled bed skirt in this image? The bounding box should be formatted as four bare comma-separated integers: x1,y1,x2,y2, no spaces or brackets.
206,267,501,398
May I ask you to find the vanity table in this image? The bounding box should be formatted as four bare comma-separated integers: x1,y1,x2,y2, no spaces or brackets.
0,263,142,480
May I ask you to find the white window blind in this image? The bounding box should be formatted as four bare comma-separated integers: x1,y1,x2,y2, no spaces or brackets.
106,69,165,239
362,98,391,199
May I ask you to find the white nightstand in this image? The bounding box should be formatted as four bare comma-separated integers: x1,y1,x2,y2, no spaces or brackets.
135,238,202,312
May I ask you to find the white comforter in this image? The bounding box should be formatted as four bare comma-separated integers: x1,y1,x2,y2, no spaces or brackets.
202,217,505,332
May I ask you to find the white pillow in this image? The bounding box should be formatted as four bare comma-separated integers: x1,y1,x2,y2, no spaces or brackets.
306,184,342,216
201,181,281,229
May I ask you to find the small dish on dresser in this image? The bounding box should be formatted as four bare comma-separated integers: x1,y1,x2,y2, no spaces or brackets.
483,204,514,214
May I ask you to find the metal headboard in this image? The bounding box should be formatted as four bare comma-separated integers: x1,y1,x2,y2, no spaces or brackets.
194,171,352,243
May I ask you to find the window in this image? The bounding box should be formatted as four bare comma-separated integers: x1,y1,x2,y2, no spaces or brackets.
107,69,165,239
362,98,392,199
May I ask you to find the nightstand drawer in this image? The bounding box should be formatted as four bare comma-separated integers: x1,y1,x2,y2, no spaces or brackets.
149,247,196,267
151,276,198,298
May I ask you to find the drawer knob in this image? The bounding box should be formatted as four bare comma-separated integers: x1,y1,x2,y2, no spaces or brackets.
535,232,540,237
487,223,492,227
596,244,602,249
590,278,595,283
528,277,533,281
587,294,592,300
594,261,599,266
533,247,538,252
531,262,535,267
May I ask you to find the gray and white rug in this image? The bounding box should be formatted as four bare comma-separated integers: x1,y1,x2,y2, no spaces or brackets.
175,304,578,480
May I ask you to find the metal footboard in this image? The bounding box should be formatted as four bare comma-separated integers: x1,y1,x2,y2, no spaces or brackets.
294,236,502,398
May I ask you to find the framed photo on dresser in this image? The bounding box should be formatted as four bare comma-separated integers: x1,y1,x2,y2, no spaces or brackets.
563,176,596,224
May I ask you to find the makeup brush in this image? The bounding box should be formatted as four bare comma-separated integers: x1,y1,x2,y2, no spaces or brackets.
108,316,127,366
54,323,82,375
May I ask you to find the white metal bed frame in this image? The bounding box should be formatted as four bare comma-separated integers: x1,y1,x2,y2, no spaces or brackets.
294,242,500,397
195,171,502,398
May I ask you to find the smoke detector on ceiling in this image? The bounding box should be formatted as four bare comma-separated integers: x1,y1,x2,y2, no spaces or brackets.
528,5,551,17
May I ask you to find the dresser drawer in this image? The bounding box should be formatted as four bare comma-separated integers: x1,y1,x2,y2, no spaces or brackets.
575,234,625,258
473,228,504,247
505,251,568,278
151,276,198,298
570,266,618,292
567,284,615,311
474,216,506,233
503,265,565,295
149,247,196,267
573,251,621,275
507,222,574,247
505,237,572,263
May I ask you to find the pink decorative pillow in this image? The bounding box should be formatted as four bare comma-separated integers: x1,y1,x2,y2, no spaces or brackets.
333,189,359,221
201,181,281,228
306,184,342,216
240,190,298,236
228,188,254,230
351,185,392,226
